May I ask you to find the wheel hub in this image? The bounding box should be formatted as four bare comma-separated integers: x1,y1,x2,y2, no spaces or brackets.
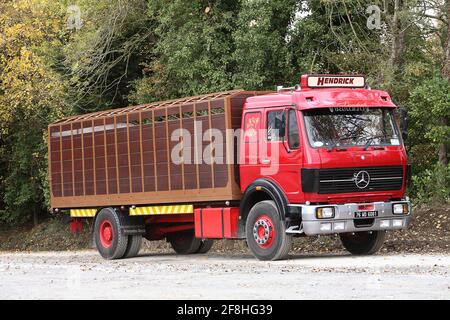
253,216,275,249
99,220,113,248
104,227,112,241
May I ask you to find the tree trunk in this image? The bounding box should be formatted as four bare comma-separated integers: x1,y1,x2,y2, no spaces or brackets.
33,206,38,227
439,0,450,166
442,0,450,79
389,0,406,79
438,118,448,166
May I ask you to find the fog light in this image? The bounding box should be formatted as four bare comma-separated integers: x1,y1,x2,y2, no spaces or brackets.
380,220,390,228
320,223,332,231
393,219,404,227
393,203,409,215
334,222,345,231
316,207,335,219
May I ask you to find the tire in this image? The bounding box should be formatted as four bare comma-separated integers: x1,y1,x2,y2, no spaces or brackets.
123,235,142,258
168,230,202,254
94,207,129,260
340,230,386,255
196,239,214,254
245,200,292,261
91,231,97,249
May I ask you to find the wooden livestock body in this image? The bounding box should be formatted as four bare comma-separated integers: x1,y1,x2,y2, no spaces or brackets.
48,90,268,210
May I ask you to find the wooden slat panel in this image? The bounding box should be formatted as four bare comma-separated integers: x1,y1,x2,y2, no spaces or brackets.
117,115,130,194
94,119,106,195
139,112,145,192
91,120,97,195
105,117,117,194
48,91,270,209
181,105,197,190
103,118,109,194
61,123,73,197
59,124,64,197
72,123,83,195
81,121,86,196
165,108,171,190
142,111,155,192
128,113,142,193
168,106,182,190
114,116,120,194
152,110,158,191
83,121,94,196
193,102,200,190
154,109,168,191
208,100,215,189
179,105,185,190
49,126,62,197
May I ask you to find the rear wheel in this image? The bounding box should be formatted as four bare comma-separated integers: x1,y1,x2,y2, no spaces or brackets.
123,235,142,258
168,230,202,254
94,207,129,260
245,200,292,261
196,239,214,254
340,230,386,255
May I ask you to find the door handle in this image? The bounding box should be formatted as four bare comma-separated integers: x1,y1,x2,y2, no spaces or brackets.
261,159,271,164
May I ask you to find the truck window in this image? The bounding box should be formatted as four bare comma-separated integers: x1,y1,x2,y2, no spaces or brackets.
303,107,400,148
288,109,300,149
267,111,285,141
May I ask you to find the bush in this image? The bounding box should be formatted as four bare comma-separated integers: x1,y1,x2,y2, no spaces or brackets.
410,163,450,204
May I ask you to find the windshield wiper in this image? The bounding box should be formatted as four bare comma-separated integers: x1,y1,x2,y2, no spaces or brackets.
363,135,386,151
327,138,350,152
327,142,336,152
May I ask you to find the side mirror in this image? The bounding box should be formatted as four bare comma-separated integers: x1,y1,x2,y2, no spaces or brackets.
398,106,409,142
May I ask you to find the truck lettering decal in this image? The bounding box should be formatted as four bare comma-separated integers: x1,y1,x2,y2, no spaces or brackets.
308,75,364,88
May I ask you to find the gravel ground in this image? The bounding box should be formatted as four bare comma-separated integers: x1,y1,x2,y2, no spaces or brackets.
0,250,449,300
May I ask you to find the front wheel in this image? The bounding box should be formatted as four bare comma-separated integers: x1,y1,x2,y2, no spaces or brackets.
245,200,292,261
340,230,386,255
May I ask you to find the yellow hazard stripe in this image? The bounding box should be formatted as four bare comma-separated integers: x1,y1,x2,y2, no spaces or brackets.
130,205,194,216
70,209,97,217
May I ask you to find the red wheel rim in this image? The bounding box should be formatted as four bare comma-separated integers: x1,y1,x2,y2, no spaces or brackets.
252,215,275,249
99,220,113,248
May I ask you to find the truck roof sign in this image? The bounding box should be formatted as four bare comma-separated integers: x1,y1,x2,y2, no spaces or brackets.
302,75,366,89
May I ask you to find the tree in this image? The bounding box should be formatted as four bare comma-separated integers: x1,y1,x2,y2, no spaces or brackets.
232,0,298,88
289,1,385,81
0,0,68,224
63,0,156,112
131,0,241,103
439,0,449,165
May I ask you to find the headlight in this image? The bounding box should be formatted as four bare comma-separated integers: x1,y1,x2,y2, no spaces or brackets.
393,203,409,215
316,207,335,219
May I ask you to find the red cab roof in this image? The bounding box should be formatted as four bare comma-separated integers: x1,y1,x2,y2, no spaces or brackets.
245,74,396,110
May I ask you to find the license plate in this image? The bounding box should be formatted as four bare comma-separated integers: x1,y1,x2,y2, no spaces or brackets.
354,211,378,218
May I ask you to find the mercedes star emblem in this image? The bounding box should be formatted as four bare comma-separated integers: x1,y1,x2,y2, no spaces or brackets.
354,171,370,189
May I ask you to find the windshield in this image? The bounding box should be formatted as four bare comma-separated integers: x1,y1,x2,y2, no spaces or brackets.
303,107,401,148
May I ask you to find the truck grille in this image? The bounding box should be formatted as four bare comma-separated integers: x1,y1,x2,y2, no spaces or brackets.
301,166,404,194
318,166,404,194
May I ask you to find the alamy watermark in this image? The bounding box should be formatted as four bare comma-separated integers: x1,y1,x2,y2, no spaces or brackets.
366,4,382,30
67,5,82,31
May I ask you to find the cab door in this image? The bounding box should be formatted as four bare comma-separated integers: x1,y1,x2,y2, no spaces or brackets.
261,107,303,197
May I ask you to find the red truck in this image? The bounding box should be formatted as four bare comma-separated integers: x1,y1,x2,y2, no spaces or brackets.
48,74,411,260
